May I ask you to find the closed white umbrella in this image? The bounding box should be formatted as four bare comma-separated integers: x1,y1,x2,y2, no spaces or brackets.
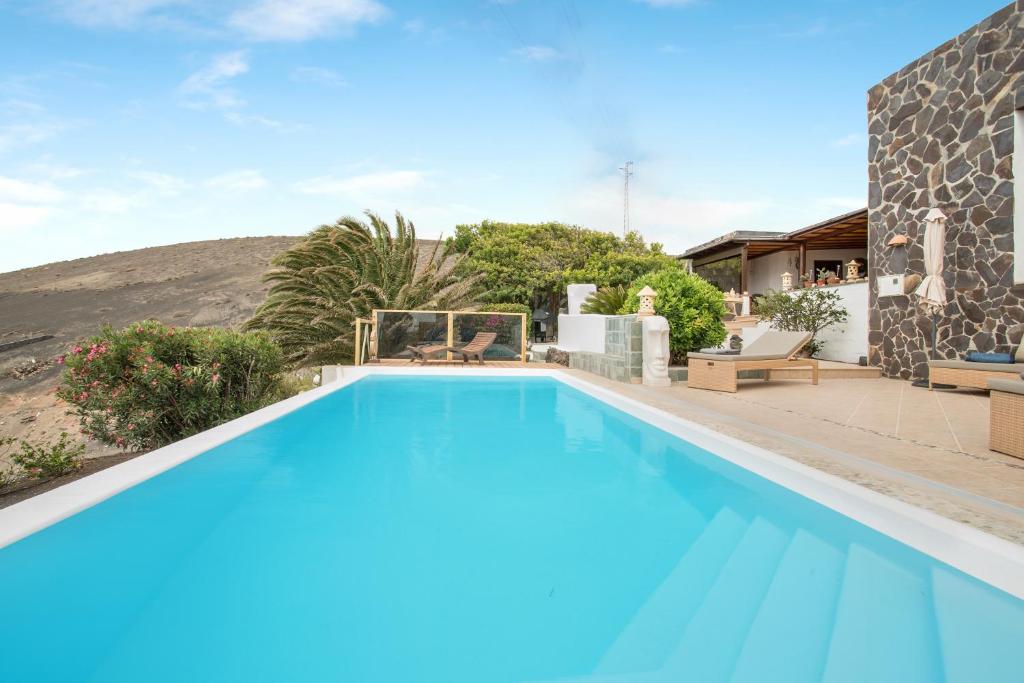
912,208,949,387
914,207,948,309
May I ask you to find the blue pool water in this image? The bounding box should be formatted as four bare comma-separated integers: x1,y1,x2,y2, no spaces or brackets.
1,376,1021,682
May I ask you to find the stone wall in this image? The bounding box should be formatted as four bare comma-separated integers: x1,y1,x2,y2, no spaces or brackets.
569,315,643,383
866,1,1024,379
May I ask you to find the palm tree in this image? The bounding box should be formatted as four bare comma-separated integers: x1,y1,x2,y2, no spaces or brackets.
580,284,629,314
245,211,481,367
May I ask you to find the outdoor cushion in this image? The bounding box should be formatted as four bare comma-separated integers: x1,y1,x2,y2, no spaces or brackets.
987,378,1024,396
965,351,1014,363
739,331,811,358
687,352,811,362
929,359,1022,373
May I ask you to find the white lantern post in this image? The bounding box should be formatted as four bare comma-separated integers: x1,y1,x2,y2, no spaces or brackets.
781,272,793,291
846,260,860,281
637,286,657,318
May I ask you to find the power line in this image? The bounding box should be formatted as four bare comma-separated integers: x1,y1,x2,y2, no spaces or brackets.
619,161,634,236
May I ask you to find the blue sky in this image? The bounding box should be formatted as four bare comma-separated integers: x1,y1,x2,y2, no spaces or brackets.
0,0,1008,272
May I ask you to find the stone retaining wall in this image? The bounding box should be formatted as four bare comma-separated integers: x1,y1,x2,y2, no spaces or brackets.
866,2,1024,379
569,315,643,383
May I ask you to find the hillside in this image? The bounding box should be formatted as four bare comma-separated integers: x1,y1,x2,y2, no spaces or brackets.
0,236,301,458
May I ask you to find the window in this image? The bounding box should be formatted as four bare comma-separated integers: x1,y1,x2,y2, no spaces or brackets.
694,256,741,292
813,260,843,281
1014,107,1023,283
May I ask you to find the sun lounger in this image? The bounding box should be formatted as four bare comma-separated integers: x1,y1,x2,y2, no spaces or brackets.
406,332,498,365
928,345,1024,390
988,377,1024,459
686,331,816,393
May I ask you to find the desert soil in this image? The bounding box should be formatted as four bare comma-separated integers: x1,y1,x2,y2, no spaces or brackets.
0,236,301,463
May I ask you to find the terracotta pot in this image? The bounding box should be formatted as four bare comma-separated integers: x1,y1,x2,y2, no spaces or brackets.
816,280,826,286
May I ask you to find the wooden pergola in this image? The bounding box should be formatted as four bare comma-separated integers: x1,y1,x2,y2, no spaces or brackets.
683,208,867,293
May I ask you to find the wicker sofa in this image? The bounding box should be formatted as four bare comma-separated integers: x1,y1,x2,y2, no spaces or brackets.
928,345,1024,390
988,377,1024,460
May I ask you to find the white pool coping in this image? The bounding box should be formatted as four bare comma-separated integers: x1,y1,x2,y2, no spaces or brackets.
2,366,1022,600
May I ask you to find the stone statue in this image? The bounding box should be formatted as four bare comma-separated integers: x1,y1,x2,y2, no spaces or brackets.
641,315,671,387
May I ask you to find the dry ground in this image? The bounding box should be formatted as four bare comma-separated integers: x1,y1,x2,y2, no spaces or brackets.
0,236,301,460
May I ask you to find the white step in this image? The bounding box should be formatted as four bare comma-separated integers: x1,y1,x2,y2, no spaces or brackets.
657,517,790,681
822,544,939,683
930,566,1024,682
729,530,845,682
596,507,748,675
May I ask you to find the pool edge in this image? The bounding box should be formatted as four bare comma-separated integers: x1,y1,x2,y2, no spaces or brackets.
1,365,1021,600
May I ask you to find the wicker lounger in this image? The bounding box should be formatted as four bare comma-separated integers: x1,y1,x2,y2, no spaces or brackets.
928,346,1024,390
686,331,817,393
988,377,1024,459
406,331,497,365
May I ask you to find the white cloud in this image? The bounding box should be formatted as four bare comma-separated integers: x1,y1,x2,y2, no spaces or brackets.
130,170,188,195
512,45,564,62
0,121,66,151
292,170,425,195
78,189,138,214
0,203,56,231
830,133,862,148
402,18,424,34
52,0,182,28
179,51,249,110
25,160,88,180
206,169,268,191
290,66,346,88
230,0,387,41
0,176,65,204
568,175,765,254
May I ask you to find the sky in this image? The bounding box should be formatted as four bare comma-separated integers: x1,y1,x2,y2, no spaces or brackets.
0,0,1010,272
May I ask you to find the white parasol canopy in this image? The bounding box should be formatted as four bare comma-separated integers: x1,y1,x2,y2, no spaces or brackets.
914,207,948,310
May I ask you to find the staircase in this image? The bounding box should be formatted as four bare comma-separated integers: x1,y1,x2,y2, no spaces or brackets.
527,509,1022,683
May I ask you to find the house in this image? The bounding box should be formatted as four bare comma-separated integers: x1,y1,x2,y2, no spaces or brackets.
682,1,1023,378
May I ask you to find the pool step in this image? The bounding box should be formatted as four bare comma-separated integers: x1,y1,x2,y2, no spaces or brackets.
821,544,940,683
729,530,845,682
595,507,749,675
656,517,790,681
930,567,1022,682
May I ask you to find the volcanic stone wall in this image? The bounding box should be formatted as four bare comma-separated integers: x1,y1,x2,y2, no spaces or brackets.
866,1,1024,379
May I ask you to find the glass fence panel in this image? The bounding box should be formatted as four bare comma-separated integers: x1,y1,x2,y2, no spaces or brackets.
375,311,449,360
451,312,524,361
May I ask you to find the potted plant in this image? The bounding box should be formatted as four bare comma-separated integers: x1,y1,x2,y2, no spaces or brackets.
815,267,829,286
800,272,812,288
826,271,841,286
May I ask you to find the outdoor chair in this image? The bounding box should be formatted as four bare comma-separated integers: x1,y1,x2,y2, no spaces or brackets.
988,376,1024,460
406,332,498,365
686,330,817,393
928,345,1024,390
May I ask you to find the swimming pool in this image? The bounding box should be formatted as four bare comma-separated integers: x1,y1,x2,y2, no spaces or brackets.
1,370,1021,682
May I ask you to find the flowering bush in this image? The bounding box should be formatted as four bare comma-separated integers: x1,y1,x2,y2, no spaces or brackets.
57,321,285,451
11,432,84,479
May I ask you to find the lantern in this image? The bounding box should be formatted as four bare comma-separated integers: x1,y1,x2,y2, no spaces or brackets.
846,260,860,281
781,271,793,291
637,286,657,317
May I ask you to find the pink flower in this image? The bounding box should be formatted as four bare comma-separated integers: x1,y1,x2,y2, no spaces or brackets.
79,391,89,401
56,355,66,365
127,424,135,431
72,345,83,355
150,379,158,387
211,373,220,384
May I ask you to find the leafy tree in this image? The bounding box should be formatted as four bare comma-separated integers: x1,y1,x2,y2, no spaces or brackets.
247,211,481,366
621,269,728,363
580,285,629,315
754,288,849,357
449,221,674,323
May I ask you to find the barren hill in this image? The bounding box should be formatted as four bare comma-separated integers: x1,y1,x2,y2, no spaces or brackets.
0,236,301,455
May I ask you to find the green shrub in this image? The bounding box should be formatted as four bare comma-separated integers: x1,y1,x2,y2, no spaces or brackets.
621,269,728,362
57,320,286,451
11,432,84,479
580,285,629,315
754,289,849,357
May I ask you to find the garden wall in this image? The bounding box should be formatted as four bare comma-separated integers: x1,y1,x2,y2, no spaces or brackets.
569,315,643,383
